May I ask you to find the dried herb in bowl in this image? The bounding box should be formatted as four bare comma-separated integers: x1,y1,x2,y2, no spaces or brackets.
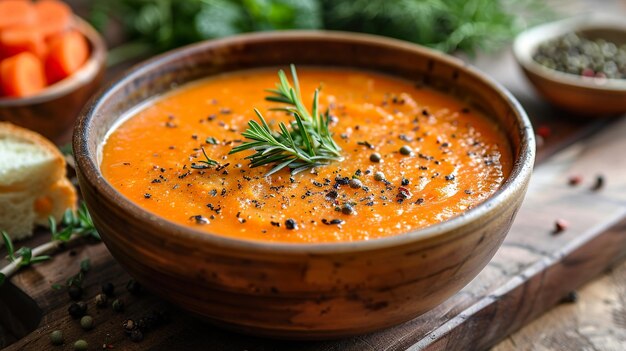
533,33,626,79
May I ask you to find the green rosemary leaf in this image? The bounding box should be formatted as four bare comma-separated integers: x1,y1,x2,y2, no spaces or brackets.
199,147,218,166
62,208,74,227
0,273,6,286
1,231,15,261
29,255,51,264
48,216,57,235
16,247,32,266
231,65,342,175
205,137,219,145
266,158,296,176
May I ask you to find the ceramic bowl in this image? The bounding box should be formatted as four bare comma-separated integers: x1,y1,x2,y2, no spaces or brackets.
74,31,535,339
513,14,626,116
0,17,106,142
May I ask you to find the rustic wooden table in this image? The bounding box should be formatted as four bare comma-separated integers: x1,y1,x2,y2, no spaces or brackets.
2,1,626,350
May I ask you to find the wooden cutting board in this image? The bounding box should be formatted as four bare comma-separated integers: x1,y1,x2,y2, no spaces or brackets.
2,50,626,350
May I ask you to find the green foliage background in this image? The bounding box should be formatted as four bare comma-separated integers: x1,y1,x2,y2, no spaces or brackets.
91,0,552,65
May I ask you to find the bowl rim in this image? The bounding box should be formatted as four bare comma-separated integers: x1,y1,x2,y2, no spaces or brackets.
0,16,107,106
513,13,626,92
75,30,535,254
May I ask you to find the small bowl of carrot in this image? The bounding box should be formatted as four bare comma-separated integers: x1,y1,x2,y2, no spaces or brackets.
0,0,106,142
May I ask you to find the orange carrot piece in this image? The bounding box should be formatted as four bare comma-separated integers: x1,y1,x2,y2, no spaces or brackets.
34,0,72,38
0,0,35,31
44,30,88,83
0,52,46,97
0,26,46,58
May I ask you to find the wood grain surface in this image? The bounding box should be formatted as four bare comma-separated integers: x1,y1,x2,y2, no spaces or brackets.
2,0,626,350
494,260,626,351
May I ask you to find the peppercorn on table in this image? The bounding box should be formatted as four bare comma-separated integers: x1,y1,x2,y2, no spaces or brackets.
2,0,626,350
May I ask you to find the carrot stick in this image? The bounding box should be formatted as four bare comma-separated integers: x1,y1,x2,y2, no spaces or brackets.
0,0,35,31
34,0,72,38
0,51,46,97
44,30,89,83
0,26,46,59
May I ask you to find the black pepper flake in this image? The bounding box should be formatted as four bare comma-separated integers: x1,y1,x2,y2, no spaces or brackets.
312,180,323,187
445,174,455,181
464,189,473,195
591,175,605,191
325,190,338,201
422,109,429,116
165,121,177,128
220,108,232,114
341,203,354,215
349,178,362,189
335,176,350,185
144,193,151,199
322,218,345,225
207,114,216,121
401,178,410,186
285,219,298,230
270,221,281,227
414,198,424,205
190,215,209,225
396,187,412,200
357,141,375,149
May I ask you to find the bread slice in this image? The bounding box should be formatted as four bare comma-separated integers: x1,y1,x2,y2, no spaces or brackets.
0,122,76,242
0,122,65,193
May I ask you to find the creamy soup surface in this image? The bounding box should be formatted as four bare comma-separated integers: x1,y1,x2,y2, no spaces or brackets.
101,67,512,243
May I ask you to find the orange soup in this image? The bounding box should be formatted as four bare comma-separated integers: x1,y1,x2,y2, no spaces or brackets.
101,67,512,243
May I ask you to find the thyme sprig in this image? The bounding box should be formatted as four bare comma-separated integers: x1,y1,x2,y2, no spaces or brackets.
230,65,342,176
0,204,99,286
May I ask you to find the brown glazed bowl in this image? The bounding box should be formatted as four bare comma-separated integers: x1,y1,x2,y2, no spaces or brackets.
74,31,535,339
0,17,106,142
514,14,626,116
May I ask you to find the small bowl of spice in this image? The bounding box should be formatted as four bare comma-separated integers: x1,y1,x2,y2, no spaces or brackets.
513,13,626,116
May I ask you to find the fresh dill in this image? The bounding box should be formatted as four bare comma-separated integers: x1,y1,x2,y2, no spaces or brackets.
230,65,342,176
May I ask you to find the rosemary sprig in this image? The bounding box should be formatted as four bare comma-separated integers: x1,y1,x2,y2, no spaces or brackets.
0,203,99,286
230,65,342,176
190,146,218,170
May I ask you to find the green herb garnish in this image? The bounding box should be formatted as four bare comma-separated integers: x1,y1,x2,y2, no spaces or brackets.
230,65,342,176
191,146,218,170
0,204,99,286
